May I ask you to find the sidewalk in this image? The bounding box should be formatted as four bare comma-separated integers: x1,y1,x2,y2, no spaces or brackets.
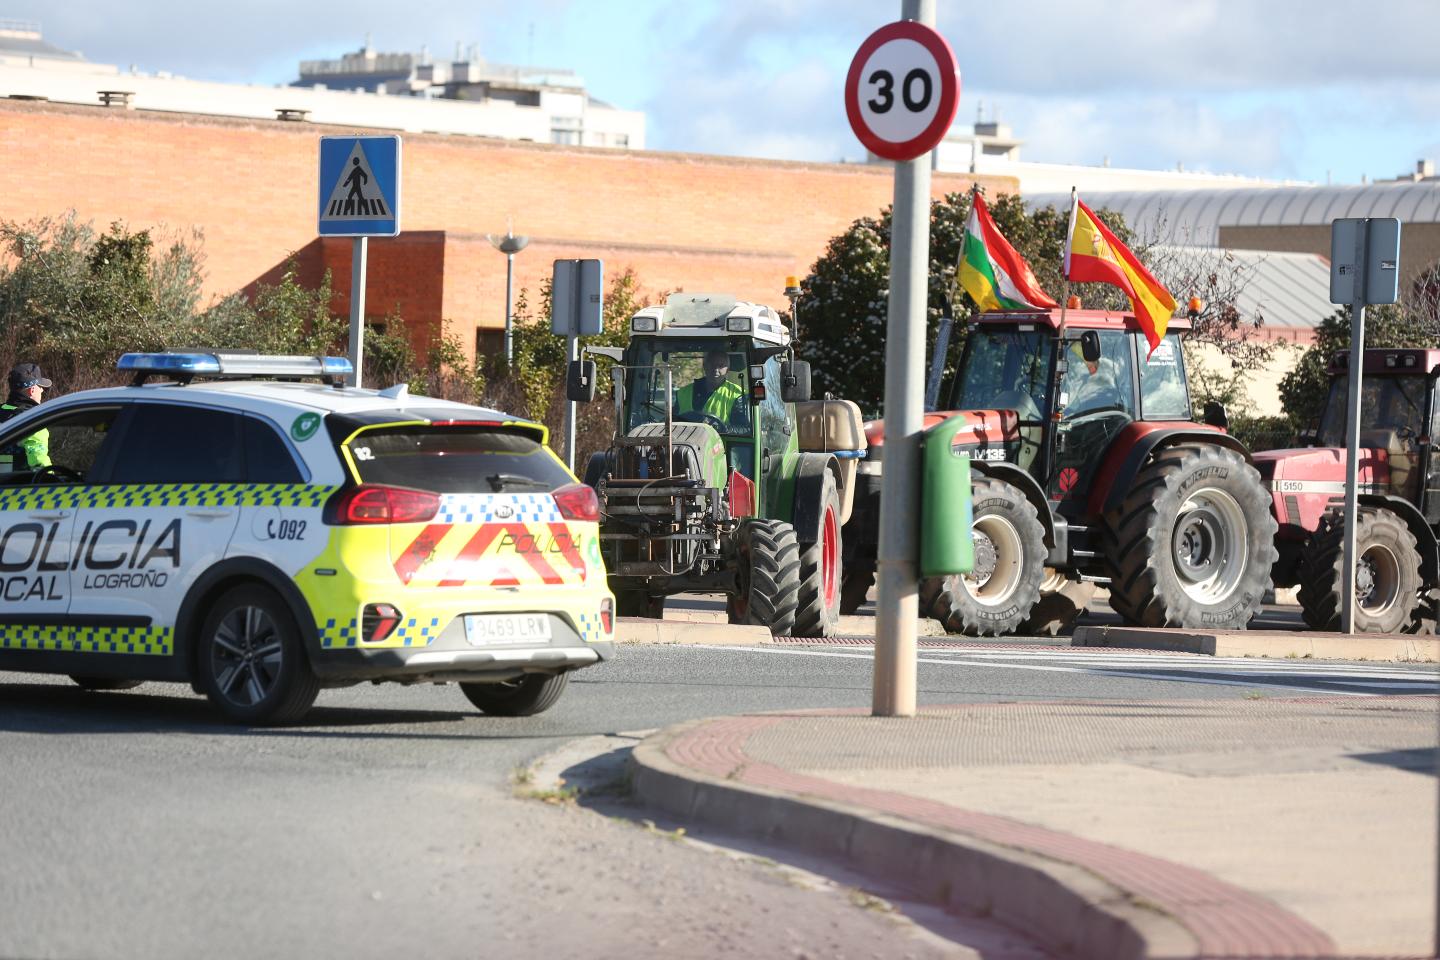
631,696,1438,960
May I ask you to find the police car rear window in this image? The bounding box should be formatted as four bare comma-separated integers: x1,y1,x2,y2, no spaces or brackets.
345,426,570,493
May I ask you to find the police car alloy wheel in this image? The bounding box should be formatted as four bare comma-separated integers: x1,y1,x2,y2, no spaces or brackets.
198,584,320,725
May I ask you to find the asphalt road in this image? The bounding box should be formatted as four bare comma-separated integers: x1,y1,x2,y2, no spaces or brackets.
1,630,1434,960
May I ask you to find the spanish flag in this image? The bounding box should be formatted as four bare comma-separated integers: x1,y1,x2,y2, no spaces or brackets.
1064,197,1176,355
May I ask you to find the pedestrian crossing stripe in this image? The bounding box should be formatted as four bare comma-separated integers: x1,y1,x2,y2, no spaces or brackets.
321,140,395,221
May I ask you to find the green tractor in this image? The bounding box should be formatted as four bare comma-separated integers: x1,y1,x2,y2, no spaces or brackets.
568,293,867,637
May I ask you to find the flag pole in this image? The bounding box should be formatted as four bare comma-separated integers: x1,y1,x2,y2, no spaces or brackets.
1057,186,1078,343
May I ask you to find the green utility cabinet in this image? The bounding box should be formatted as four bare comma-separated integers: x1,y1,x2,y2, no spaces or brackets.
920,415,975,577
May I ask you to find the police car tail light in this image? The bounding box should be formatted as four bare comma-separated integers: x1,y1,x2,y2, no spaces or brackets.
552,483,599,522
326,485,440,525
362,603,402,643
599,598,614,634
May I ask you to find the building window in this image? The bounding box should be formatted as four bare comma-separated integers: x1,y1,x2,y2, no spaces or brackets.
476,328,505,362
551,129,580,145
614,134,629,149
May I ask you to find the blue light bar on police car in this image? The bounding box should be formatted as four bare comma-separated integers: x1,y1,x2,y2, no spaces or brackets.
118,352,355,380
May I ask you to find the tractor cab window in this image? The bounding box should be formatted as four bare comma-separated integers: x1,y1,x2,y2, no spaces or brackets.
1319,373,1428,502
1138,334,1190,419
950,329,1052,420
1058,330,1135,420
1318,374,1427,449
624,339,753,437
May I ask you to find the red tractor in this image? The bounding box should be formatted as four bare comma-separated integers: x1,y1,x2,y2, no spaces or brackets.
1256,348,1440,633
842,309,1279,636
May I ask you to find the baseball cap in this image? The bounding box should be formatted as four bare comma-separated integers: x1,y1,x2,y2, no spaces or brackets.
8,363,52,391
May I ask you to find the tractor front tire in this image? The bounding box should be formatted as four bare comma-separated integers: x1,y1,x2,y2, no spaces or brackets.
794,471,843,638
1298,508,1422,633
728,520,801,636
1104,445,1276,630
920,477,1045,636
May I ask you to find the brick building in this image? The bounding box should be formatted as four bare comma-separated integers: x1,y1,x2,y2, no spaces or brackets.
0,99,1015,365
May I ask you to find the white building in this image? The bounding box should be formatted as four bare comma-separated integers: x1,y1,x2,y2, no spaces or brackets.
0,23,645,148
295,40,644,150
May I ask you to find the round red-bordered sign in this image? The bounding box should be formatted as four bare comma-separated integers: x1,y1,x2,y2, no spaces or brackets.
845,21,960,162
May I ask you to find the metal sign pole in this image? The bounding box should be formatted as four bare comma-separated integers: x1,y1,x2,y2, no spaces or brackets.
565,329,579,472
348,236,368,387
1340,223,1367,634
873,0,933,718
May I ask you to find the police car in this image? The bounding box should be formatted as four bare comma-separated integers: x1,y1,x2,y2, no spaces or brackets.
0,352,615,723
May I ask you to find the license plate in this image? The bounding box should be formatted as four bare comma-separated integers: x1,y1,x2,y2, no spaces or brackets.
464,614,552,646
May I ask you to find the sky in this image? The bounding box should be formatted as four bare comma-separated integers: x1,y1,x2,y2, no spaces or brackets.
13,0,1440,185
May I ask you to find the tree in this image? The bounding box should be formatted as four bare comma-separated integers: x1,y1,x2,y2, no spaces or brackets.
796,190,1133,415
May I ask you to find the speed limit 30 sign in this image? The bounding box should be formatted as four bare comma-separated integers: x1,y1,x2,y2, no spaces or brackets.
845,21,960,162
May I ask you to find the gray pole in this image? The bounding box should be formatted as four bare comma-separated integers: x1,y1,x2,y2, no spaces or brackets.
1340,223,1367,633
504,253,516,369
348,236,368,387
872,0,934,718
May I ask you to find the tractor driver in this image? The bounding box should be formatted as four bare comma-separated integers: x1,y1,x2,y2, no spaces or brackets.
676,349,747,430
1063,346,1124,418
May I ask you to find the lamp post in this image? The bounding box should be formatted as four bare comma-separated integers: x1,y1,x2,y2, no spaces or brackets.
487,230,530,368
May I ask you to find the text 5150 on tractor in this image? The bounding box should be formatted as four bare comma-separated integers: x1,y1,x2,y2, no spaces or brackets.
1256,348,1440,633
843,308,1279,635
568,293,867,637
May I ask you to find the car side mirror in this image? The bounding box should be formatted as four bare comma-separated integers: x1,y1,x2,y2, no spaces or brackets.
1202,400,1229,430
566,359,597,403
1079,330,1102,364
781,360,811,403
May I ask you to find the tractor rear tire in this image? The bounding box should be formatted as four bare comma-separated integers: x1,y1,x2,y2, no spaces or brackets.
1298,508,1422,633
1104,445,1276,630
1018,572,1096,637
794,471,843,637
920,477,1045,637
728,519,801,636
839,568,875,615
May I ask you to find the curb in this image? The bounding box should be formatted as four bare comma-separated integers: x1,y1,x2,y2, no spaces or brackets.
615,619,772,646
630,718,1197,960
1074,625,1440,661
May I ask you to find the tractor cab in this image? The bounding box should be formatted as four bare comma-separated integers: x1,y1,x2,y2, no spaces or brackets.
1313,349,1440,509
616,294,797,496
944,309,1193,512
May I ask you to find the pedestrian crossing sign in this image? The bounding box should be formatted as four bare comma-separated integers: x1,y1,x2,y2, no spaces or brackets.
318,135,401,236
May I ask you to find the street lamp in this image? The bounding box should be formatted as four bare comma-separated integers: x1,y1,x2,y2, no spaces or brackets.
487,229,530,368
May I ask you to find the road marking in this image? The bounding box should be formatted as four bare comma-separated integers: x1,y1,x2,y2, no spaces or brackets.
688,645,1432,697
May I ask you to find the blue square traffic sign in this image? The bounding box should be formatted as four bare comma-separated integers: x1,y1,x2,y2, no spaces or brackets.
318,135,401,237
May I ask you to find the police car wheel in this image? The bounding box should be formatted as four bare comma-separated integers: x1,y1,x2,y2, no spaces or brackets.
460,673,570,717
197,585,319,725
69,676,144,691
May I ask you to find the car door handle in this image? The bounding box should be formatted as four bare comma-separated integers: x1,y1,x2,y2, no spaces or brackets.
28,510,70,520
186,509,234,519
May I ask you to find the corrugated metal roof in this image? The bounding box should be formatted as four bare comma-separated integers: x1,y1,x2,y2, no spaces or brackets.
1029,182,1440,246
1152,246,1335,330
